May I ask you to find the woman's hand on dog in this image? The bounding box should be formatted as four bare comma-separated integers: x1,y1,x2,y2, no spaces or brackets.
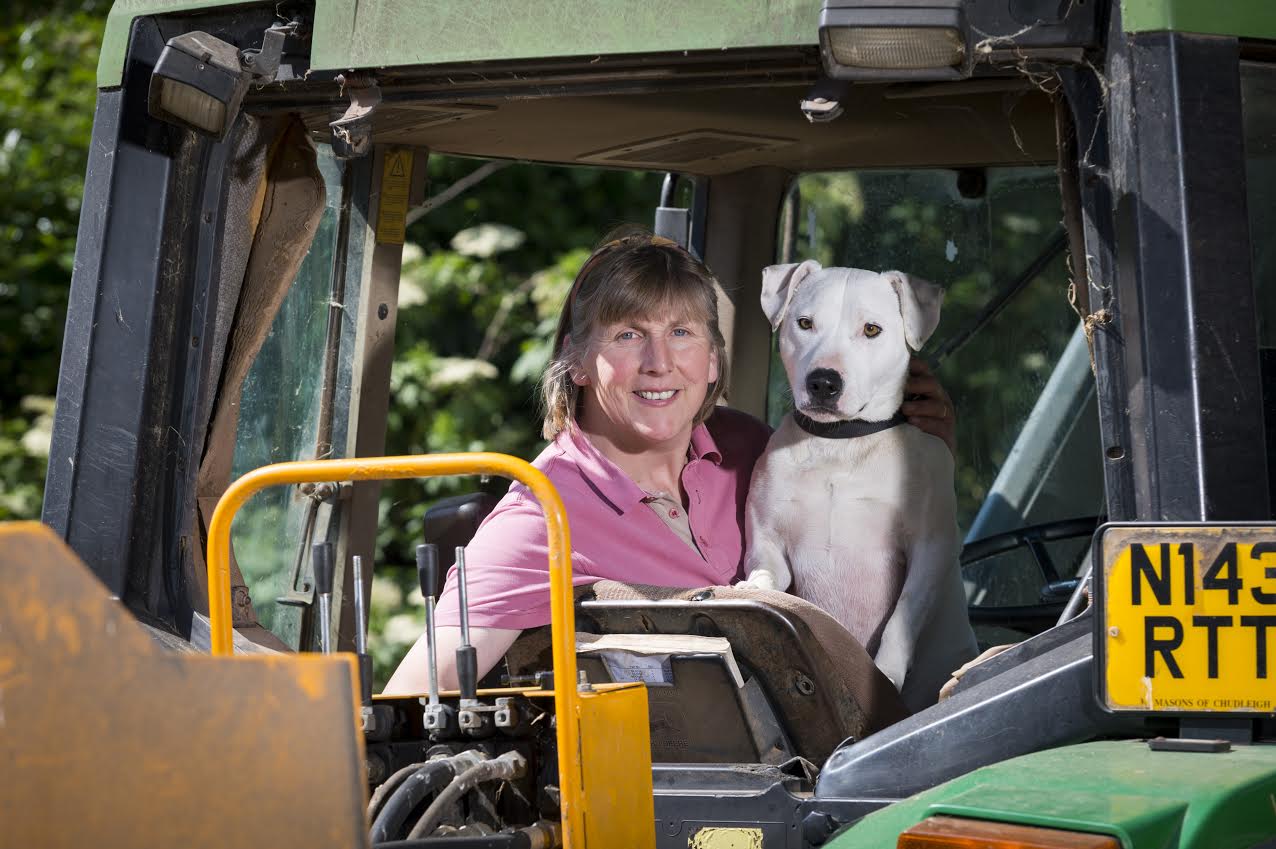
902,357,956,456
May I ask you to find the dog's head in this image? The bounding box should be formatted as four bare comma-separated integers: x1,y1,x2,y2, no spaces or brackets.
762,261,943,423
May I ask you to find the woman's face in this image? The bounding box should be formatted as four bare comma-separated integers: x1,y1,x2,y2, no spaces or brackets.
575,308,719,453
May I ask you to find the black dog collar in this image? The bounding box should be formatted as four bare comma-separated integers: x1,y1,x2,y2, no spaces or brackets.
792,410,909,439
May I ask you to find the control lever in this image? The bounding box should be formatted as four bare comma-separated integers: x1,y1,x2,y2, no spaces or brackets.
357,552,394,742
455,545,493,736
416,544,455,736
312,542,335,654
417,544,442,705
455,545,477,700
352,554,372,705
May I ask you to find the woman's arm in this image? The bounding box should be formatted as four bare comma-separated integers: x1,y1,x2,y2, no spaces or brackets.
901,356,957,456
383,625,521,695
381,486,559,696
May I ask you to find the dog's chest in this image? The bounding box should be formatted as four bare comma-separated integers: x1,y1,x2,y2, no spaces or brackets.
761,429,919,650
787,471,908,648
765,430,918,536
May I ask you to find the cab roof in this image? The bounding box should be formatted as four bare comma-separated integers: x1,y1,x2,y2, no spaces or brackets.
99,0,1276,90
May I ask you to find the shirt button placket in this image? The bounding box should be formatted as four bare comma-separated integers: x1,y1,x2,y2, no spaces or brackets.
688,480,706,548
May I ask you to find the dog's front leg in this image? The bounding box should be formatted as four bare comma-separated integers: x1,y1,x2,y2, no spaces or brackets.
873,532,956,698
741,532,791,591
900,554,977,709
740,476,792,592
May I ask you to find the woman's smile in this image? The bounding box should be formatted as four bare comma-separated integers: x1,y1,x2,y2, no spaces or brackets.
635,389,678,403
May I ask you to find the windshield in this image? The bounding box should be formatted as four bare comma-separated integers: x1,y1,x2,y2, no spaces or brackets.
773,166,1103,646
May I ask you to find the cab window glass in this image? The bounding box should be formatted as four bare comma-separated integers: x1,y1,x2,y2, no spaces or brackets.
1244,62,1276,342
230,145,347,648
774,168,1103,640
1242,62,1276,516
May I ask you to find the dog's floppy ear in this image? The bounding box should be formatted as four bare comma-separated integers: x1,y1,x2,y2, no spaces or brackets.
761,260,821,329
886,271,944,351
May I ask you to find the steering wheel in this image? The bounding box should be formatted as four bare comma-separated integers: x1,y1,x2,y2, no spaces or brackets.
960,515,1103,637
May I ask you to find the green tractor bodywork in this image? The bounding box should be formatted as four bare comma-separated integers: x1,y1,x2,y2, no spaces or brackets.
832,741,1276,849
1121,0,1276,39
96,0,821,87
30,0,1276,846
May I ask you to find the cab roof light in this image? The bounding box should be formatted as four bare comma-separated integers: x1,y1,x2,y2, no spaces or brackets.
898,815,1122,849
148,32,248,141
148,25,291,141
819,1,972,81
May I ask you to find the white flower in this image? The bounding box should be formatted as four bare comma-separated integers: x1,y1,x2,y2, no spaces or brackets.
19,396,55,458
383,612,426,647
429,357,498,389
450,223,525,258
370,576,403,609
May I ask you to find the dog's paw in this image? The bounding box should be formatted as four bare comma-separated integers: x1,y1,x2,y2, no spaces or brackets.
737,571,779,592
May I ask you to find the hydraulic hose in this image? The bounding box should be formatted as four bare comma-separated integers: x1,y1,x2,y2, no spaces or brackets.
367,762,427,824
406,750,528,840
373,835,530,849
371,822,558,849
370,753,483,844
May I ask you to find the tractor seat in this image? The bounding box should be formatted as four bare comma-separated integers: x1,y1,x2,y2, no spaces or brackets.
505,580,908,766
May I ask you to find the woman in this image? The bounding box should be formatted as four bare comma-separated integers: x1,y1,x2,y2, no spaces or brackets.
383,232,954,694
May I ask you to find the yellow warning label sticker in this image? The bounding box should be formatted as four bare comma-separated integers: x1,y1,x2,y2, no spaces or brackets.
376,149,413,245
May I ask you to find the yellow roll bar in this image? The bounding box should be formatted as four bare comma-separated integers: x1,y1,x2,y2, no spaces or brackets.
205,453,583,847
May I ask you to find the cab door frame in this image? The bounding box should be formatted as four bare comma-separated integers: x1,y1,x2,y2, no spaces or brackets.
1064,9,1269,525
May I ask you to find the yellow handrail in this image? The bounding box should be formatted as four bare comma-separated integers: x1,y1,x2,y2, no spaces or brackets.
205,453,583,847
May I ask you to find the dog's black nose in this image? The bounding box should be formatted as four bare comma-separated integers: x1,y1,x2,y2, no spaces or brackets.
806,368,843,402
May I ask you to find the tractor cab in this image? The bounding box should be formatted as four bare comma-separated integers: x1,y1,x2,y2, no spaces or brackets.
28,0,1276,846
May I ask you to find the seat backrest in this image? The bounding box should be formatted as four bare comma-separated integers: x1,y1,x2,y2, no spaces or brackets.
420,492,501,596
505,581,908,766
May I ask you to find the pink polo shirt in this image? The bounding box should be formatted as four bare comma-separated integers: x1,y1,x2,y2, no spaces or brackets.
434,407,772,630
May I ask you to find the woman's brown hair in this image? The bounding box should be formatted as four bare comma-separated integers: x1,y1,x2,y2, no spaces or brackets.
540,229,730,439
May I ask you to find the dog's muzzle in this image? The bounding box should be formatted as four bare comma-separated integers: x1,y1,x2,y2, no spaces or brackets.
805,368,843,403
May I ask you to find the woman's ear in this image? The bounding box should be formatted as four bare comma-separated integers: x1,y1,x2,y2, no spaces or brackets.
563,334,589,385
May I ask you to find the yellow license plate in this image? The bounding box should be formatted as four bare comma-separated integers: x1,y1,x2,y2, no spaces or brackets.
1097,525,1276,714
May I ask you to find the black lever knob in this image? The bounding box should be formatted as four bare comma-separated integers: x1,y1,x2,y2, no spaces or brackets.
416,543,439,602
456,644,478,702
312,542,335,596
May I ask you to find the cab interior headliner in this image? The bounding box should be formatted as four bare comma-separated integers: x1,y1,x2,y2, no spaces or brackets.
294,77,1057,174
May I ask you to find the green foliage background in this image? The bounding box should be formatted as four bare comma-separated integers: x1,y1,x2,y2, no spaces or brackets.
0,3,110,517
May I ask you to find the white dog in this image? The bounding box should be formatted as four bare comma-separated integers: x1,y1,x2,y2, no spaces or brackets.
742,260,977,712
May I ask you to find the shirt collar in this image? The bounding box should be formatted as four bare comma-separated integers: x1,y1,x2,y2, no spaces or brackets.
689,419,723,465
557,420,722,514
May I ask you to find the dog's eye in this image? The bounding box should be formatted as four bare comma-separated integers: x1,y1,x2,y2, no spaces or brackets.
864,323,882,338
796,317,814,330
